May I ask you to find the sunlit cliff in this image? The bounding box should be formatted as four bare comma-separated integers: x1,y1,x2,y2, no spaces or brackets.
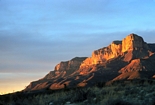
24,33,155,91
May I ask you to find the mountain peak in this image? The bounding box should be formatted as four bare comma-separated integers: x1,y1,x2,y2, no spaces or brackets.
122,33,145,52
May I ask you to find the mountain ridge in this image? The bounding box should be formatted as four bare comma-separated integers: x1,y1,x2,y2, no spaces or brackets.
24,33,155,91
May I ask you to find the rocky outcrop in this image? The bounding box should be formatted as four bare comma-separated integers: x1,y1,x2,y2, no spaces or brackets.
119,58,155,74
81,33,151,67
92,41,122,64
113,57,155,81
24,33,155,92
43,57,87,79
24,57,87,91
122,34,148,52
80,41,122,68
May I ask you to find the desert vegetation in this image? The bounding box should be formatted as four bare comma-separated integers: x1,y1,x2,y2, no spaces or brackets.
1,79,155,105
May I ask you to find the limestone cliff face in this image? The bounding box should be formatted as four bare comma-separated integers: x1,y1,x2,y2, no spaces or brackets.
119,59,143,73
80,41,122,67
25,57,87,91
24,33,155,91
55,57,87,71
92,41,122,64
113,56,155,81
122,34,147,52
43,57,87,79
80,33,151,67
55,62,68,71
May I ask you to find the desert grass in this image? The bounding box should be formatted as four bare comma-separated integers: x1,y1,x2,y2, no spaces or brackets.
0,79,155,105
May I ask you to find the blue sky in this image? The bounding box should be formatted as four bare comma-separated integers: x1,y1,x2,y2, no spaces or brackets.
0,0,155,93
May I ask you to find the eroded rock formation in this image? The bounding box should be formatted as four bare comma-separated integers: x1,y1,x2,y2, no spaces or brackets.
44,57,87,79
24,33,155,91
81,33,151,67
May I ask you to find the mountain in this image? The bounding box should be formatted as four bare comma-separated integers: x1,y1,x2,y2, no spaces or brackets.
24,33,155,91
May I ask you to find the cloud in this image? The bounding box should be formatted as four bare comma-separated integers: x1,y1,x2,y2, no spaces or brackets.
0,0,155,93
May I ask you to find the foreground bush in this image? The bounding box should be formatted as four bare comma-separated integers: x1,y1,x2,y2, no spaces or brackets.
0,79,155,105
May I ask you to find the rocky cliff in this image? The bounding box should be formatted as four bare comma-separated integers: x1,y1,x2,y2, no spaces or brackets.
24,33,155,91
80,33,150,67
25,57,87,91
44,57,87,79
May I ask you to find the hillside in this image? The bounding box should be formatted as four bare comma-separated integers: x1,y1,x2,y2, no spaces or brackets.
24,33,155,91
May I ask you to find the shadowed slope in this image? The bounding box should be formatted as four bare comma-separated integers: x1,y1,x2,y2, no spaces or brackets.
24,33,155,91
